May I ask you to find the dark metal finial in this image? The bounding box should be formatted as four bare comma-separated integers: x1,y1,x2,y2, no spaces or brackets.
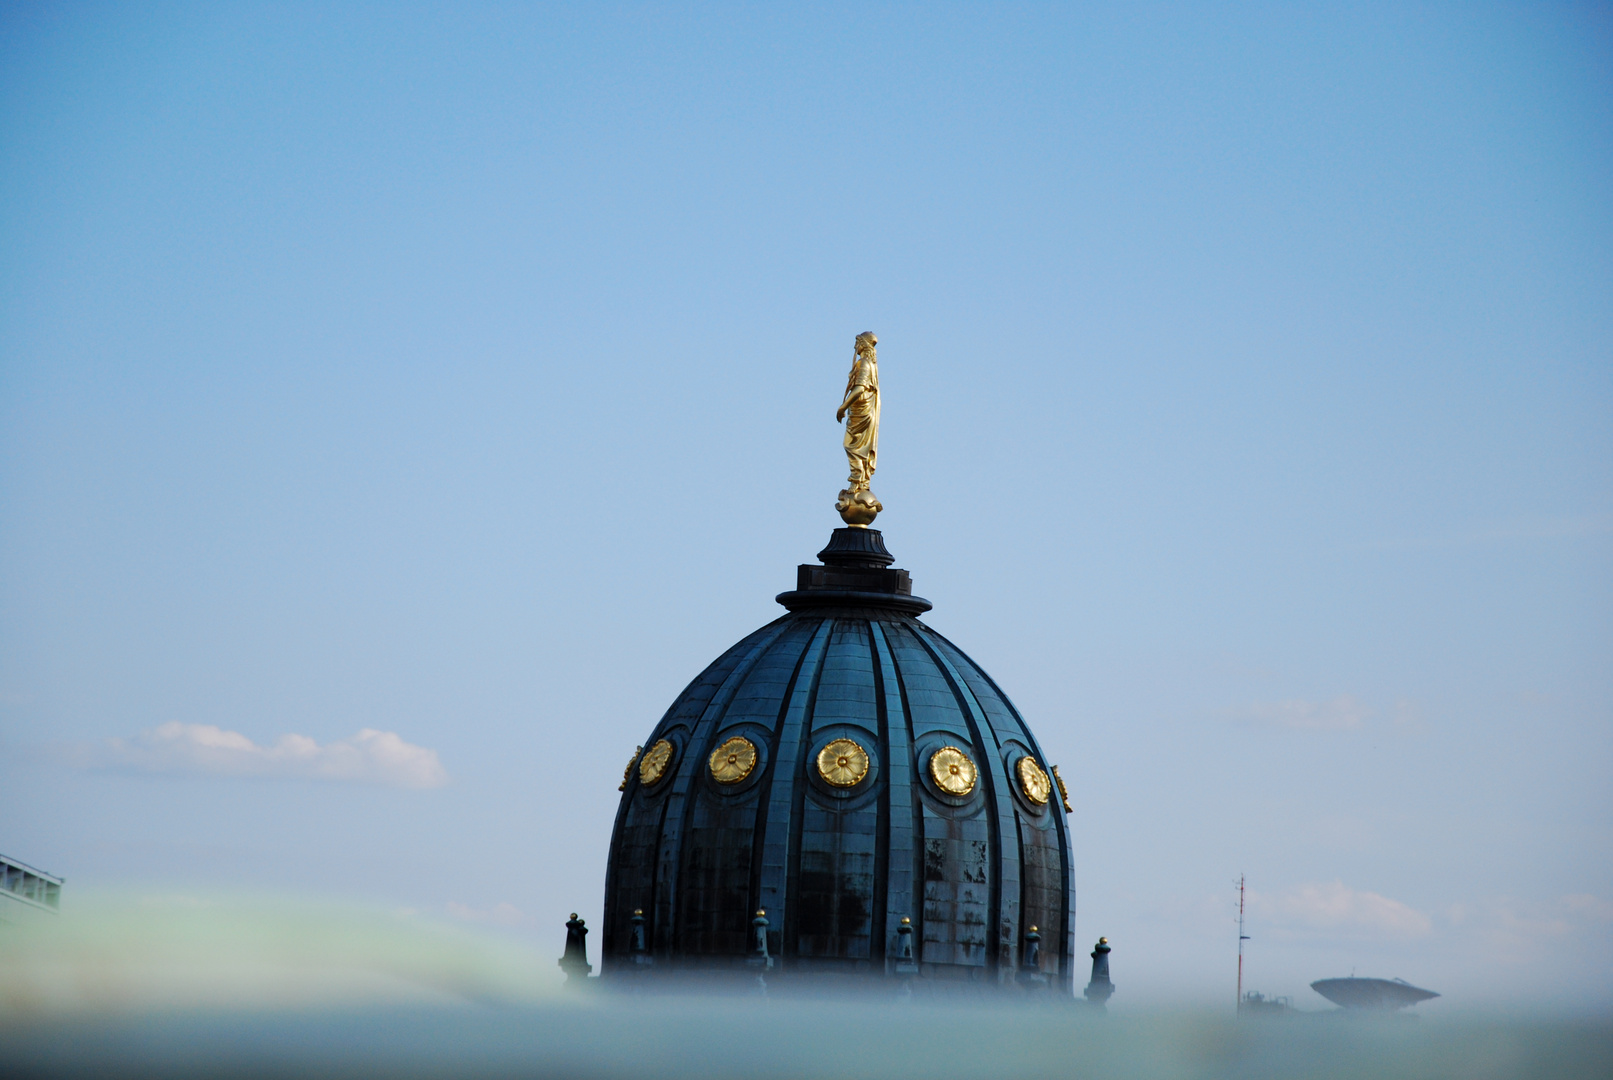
894,914,919,988
559,912,592,985
628,907,650,965
1019,924,1047,989
1084,935,1115,1009
747,907,773,995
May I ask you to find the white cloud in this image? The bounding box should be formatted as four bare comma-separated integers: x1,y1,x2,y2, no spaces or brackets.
1459,894,1613,958
446,901,530,927
83,722,448,789
1262,880,1432,939
1224,694,1371,731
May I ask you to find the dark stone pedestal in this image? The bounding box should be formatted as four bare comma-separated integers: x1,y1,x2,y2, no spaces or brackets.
776,528,932,615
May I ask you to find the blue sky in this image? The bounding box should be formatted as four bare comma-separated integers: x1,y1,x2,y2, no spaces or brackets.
2,2,1609,1008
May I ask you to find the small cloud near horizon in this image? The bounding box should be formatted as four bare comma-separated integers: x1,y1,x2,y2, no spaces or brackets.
1223,694,1372,731
1255,880,1433,940
66,722,448,789
1449,893,1613,959
446,901,530,927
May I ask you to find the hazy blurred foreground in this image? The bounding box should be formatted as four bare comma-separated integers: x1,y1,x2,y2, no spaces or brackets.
1,895,1607,1079
0,891,562,1014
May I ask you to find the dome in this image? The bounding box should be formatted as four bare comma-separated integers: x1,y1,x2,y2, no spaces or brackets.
603,527,1075,993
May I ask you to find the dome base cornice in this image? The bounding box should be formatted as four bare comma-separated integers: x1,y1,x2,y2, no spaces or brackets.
774,588,933,615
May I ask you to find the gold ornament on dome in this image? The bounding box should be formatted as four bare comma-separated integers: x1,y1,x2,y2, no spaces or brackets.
834,332,883,527
638,739,674,786
709,736,758,784
1052,764,1073,813
816,738,870,788
928,745,977,796
1017,756,1052,806
619,745,643,791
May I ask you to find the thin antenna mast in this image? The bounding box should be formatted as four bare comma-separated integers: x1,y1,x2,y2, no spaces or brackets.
1236,874,1250,1014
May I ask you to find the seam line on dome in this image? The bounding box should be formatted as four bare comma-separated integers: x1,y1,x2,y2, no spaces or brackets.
748,620,819,950
909,626,1018,979
868,619,916,971
934,636,1076,989
756,618,834,968
667,618,794,958
782,618,836,963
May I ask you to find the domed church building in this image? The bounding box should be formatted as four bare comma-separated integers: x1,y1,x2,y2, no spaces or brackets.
601,334,1076,994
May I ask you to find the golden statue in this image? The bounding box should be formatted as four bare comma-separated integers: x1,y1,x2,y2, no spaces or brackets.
835,331,883,526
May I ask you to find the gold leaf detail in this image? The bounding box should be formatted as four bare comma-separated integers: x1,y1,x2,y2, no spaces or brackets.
619,745,643,791
1017,756,1051,806
816,738,869,788
708,736,757,785
928,745,977,796
639,739,674,786
1052,764,1072,813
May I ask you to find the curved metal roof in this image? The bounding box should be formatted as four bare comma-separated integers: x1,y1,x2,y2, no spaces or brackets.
602,528,1076,993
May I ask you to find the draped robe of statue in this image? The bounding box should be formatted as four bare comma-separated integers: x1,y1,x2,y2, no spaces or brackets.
839,348,879,492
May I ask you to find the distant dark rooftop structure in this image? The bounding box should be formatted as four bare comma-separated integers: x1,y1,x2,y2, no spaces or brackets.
0,852,62,923
1311,976,1439,1010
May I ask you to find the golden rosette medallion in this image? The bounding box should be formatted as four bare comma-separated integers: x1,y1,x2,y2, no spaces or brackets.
1052,764,1073,812
928,745,977,796
638,739,674,786
619,745,643,791
1016,756,1051,806
816,737,869,788
709,735,758,784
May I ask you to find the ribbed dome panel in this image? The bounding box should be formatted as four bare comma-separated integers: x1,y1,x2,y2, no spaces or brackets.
602,532,1075,993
